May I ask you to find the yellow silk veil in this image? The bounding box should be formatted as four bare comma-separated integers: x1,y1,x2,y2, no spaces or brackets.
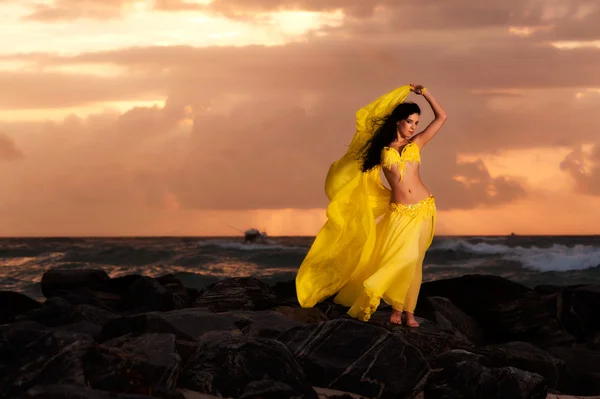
296,85,412,308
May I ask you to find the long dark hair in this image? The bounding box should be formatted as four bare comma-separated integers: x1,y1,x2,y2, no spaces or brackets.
359,102,421,172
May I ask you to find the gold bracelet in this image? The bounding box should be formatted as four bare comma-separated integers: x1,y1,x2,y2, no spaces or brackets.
420,87,427,95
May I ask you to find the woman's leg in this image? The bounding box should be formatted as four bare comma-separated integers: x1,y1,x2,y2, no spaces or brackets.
403,215,435,327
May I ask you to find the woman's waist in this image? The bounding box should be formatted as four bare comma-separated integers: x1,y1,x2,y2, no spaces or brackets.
389,194,436,215
389,183,431,204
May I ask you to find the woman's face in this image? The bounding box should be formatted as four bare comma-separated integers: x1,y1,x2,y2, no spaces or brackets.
397,113,420,139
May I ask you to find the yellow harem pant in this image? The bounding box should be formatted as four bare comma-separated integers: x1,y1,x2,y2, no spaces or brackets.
333,195,437,321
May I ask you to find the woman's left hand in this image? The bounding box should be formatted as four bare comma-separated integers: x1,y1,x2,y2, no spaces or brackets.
410,84,425,95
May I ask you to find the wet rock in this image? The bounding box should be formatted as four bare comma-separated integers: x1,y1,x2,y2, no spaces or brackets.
419,275,566,345
472,342,566,392
51,286,115,311
0,321,49,379
51,321,103,340
278,319,429,399
41,268,110,298
126,276,188,312
195,277,277,312
556,285,600,340
416,296,485,345
0,329,94,398
179,331,317,399
21,297,82,327
240,379,310,399
428,349,487,369
392,321,475,358
274,306,329,324
423,360,548,399
0,291,41,324
271,279,299,306
22,298,118,329
547,346,600,395
20,385,158,399
101,308,299,341
85,333,181,394
314,300,352,320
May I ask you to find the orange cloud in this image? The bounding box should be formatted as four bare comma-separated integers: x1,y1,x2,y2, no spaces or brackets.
0,133,22,161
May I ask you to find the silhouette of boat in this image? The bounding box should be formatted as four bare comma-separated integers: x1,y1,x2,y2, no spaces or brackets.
243,228,269,244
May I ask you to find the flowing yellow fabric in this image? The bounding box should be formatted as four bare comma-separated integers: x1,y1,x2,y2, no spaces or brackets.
295,85,412,309
337,195,436,321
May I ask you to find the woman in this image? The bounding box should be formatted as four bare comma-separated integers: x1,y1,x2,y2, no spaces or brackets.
295,84,448,326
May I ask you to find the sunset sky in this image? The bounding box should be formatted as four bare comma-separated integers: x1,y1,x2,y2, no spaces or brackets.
1,0,599,236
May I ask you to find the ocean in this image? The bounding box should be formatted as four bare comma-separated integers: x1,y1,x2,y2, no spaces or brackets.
1,235,600,301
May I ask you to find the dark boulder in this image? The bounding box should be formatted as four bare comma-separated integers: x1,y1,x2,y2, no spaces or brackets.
0,329,94,398
41,269,109,298
195,277,277,312
472,342,566,392
101,308,299,342
422,360,548,399
416,296,485,345
126,276,188,312
0,291,41,324
179,331,317,398
84,333,181,394
546,346,600,395
20,385,159,399
278,319,429,399
419,275,569,345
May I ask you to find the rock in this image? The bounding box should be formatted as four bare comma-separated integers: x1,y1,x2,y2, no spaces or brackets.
21,297,82,327
0,321,49,379
51,321,103,340
234,310,302,339
391,321,475,358
428,349,487,370
556,285,600,340
278,319,429,399
312,387,369,399
179,331,317,398
271,279,299,306
126,276,187,312
76,304,120,325
20,385,159,398
195,277,277,312
49,286,116,311
422,360,548,399
274,306,329,324
314,300,352,320
0,329,94,398
419,275,567,345
41,269,110,298
472,342,566,392
22,298,118,329
588,331,600,350
101,308,299,342
416,296,485,346
0,291,42,324
84,333,181,394
547,346,600,395
240,379,308,399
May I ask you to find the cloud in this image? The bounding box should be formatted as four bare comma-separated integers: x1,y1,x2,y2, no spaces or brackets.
0,133,23,161
19,0,139,21
2,0,600,235
560,143,600,195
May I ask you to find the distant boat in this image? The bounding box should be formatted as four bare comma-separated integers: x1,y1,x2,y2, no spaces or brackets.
243,228,269,244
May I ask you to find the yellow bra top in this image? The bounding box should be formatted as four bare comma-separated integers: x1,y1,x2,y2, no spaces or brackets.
381,141,421,182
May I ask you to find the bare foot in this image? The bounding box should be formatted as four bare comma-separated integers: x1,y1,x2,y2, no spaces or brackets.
404,312,420,328
390,309,402,324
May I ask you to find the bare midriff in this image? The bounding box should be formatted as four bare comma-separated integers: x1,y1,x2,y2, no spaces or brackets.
384,162,431,205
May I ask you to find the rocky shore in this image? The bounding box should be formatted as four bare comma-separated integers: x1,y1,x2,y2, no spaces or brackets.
1,269,600,399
